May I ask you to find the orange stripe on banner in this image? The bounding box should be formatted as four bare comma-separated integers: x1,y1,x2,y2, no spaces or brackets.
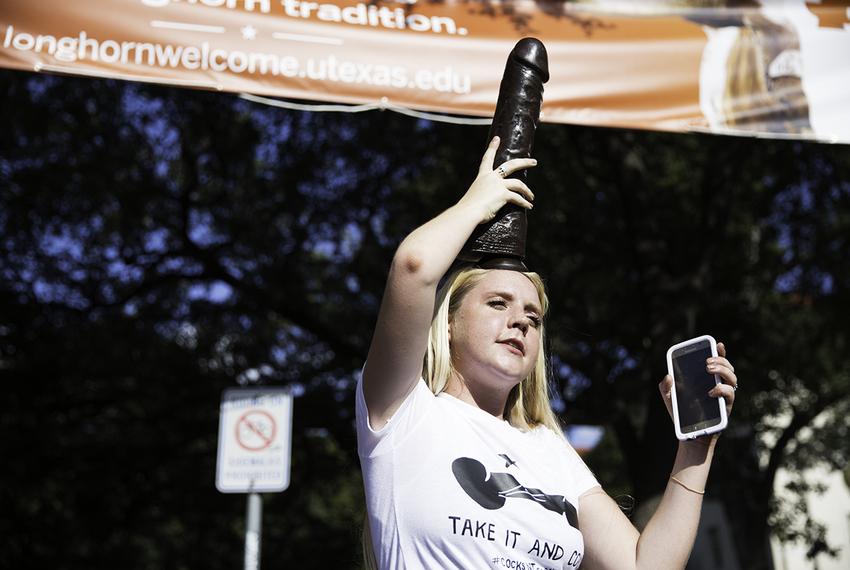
0,0,848,142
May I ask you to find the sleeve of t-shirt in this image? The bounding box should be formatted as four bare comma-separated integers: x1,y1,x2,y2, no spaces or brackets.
355,369,435,459
558,433,600,496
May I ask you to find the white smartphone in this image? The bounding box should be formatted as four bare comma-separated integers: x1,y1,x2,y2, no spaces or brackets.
666,335,728,441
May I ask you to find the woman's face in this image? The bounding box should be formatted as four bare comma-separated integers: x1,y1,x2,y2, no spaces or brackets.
449,270,543,392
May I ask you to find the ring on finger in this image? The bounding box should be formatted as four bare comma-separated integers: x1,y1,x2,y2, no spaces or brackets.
733,384,739,392
496,165,507,178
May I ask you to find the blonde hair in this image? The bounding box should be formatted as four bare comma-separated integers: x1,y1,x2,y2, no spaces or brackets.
426,266,562,433
362,266,562,568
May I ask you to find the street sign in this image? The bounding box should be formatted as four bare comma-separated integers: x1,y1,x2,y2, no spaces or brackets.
216,387,293,493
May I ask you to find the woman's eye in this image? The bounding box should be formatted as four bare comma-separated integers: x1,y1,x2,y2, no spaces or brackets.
528,315,542,328
488,299,507,309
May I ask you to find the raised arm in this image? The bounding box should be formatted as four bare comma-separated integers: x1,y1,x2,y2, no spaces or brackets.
361,137,537,429
579,343,739,570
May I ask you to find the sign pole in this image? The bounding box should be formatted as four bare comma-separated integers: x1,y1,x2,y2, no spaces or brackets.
244,491,262,570
216,388,292,570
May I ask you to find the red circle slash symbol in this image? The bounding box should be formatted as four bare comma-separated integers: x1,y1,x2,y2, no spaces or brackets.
235,410,277,451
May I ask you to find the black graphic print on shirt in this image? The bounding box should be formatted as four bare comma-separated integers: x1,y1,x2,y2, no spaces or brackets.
498,453,517,468
452,457,579,529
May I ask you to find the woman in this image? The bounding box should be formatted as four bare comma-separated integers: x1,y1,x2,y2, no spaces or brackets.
357,136,738,569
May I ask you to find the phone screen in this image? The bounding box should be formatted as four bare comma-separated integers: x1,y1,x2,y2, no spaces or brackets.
672,340,721,433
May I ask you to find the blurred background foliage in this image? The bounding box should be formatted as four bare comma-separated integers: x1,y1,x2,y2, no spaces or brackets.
1,69,848,569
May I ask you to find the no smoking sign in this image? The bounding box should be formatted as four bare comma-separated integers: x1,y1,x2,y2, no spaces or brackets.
236,410,277,451
216,388,293,493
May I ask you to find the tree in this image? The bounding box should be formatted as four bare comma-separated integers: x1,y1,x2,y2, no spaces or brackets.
524,127,850,569
0,70,429,568
1,69,848,569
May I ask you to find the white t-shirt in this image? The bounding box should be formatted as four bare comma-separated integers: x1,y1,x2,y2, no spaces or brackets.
357,376,600,570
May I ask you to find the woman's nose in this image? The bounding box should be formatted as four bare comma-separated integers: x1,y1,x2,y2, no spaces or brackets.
510,314,530,333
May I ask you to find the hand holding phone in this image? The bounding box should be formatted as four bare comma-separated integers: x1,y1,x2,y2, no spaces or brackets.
666,335,728,440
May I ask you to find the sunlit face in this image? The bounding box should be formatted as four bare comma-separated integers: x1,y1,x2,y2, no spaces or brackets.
448,270,543,393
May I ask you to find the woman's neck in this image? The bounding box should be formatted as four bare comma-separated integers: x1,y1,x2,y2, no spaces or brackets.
444,373,510,419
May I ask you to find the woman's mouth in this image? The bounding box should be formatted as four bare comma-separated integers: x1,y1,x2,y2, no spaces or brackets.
499,338,525,356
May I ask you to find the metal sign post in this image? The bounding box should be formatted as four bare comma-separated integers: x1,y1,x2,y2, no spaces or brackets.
244,492,262,570
216,388,293,570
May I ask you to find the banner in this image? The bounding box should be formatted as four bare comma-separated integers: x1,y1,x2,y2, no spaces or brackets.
1,0,849,142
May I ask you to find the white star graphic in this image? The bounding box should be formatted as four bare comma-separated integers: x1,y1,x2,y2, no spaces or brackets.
241,25,257,40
